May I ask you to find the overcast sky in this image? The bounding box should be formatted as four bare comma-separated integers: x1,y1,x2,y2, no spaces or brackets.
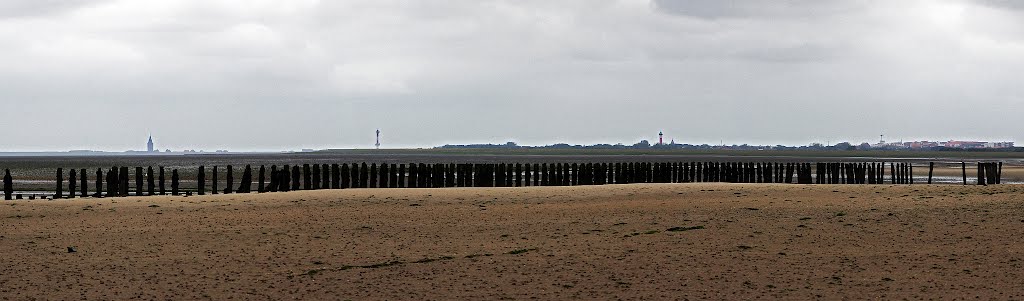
1,0,1022,151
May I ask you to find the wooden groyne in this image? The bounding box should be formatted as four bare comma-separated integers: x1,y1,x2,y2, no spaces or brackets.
0,161,1007,200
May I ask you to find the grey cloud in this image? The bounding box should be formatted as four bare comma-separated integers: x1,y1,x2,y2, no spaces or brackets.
971,0,1024,10
0,0,96,18
650,0,864,19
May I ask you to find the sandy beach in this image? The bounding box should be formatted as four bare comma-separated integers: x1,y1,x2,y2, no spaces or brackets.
3,183,1024,300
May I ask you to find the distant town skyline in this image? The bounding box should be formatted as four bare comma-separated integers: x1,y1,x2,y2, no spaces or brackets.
21,131,1018,154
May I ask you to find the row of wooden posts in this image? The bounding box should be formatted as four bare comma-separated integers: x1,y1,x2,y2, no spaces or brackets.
0,161,1006,200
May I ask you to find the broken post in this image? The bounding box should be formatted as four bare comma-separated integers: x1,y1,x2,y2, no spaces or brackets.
239,165,252,193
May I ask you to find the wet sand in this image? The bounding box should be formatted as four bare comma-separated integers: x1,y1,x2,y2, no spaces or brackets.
2,184,1024,300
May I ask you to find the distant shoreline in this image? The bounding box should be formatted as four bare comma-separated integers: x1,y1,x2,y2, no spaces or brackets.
2,148,1024,159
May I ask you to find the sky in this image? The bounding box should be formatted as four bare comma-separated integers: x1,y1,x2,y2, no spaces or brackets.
1,0,1022,152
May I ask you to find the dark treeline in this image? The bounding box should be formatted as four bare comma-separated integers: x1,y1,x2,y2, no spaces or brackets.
0,161,1005,200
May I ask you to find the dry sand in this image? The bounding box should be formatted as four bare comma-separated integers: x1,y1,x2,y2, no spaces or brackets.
2,184,1024,300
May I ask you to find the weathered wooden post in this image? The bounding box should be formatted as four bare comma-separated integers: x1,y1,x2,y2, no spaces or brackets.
557,163,565,184
368,163,378,188
225,165,234,194
387,163,397,188
80,169,88,198
393,164,401,188
276,165,284,191
558,163,566,186
360,163,370,188
134,167,143,196
258,165,266,193
55,168,64,199
311,164,320,190
68,169,76,198
539,163,547,186
332,164,341,189
303,164,312,190
380,163,390,188
530,164,538,186
454,164,462,187
977,163,986,186
340,164,349,189
120,166,129,197
212,166,218,194
475,164,483,187
983,163,992,185
322,164,330,189
512,163,521,187
321,164,330,188
998,162,1003,184
286,165,294,190
291,166,301,190
269,165,279,192
433,163,442,188
507,163,514,187
927,162,934,184
496,163,505,187
95,169,104,197
408,163,418,188
171,169,180,195
146,167,154,196
347,163,356,188
4,169,13,200
440,163,448,188
107,167,117,197
434,163,441,188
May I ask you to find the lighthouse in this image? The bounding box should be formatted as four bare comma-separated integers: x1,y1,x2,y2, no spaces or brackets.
375,129,381,149
658,131,664,145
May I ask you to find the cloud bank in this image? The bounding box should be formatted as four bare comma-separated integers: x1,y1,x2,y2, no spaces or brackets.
0,0,1021,151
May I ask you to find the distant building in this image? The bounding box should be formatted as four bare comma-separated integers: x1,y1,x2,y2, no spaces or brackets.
908,141,939,149
147,135,154,152
986,142,1015,148
943,140,988,149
